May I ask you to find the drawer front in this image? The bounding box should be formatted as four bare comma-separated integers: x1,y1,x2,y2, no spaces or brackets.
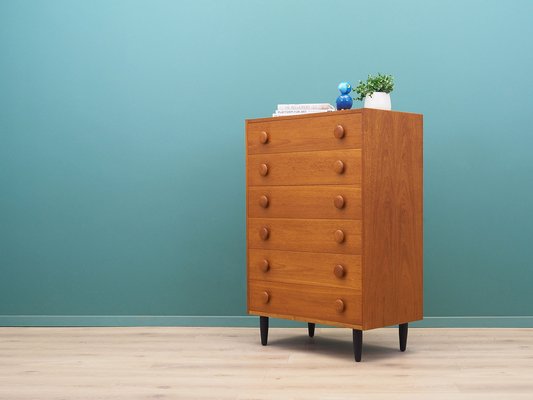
247,149,361,186
248,249,361,289
249,280,362,326
248,185,361,220
247,113,362,154
248,218,361,254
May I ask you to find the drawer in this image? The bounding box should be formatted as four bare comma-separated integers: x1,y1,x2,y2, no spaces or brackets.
247,113,362,155
248,218,361,254
249,280,362,326
248,249,361,289
247,185,361,220
247,149,361,186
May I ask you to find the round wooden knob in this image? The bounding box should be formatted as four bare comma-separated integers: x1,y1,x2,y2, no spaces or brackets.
333,264,345,278
334,229,345,243
335,298,345,313
259,163,269,176
259,131,269,144
260,259,270,272
333,160,345,174
334,195,345,209
333,125,345,139
259,226,270,240
259,195,269,208
261,291,270,304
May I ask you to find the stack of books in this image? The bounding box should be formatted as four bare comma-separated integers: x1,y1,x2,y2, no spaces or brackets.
273,103,335,117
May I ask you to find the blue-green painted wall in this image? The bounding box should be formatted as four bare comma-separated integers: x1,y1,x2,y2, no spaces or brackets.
1,0,532,325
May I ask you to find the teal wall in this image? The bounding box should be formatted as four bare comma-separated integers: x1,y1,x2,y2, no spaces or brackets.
1,0,532,326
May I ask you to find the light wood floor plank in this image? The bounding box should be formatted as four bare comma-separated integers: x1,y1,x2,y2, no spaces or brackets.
0,327,532,399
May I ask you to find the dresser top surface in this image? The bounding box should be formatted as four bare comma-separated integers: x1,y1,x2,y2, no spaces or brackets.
246,108,423,124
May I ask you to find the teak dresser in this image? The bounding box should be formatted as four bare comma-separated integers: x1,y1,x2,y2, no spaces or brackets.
245,108,423,362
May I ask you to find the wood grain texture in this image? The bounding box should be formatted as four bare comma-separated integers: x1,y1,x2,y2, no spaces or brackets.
362,109,423,330
249,280,362,326
245,120,251,313
248,218,361,254
247,311,363,330
247,185,361,219
2,327,533,399
247,112,362,154
247,149,362,186
248,249,361,289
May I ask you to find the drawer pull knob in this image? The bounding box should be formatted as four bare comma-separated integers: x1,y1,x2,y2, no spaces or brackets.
334,160,345,174
333,264,345,278
335,298,345,313
261,291,270,304
334,195,345,209
259,163,269,176
334,125,345,139
260,226,270,240
260,259,270,272
259,195,269,208
259,131,269,144
334,229,345,243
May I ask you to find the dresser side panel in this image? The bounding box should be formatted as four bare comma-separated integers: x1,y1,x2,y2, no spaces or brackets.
362,110,423,330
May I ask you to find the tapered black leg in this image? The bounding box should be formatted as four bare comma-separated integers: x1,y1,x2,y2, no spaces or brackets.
399,323,408,352
260,316,269,346
353,329,362,362
308,323,315,337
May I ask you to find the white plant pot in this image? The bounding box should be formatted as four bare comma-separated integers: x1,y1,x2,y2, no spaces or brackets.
363,92,391,110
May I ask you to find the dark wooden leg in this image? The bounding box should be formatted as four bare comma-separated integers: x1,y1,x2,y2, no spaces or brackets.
353,329,362,362
308,323,315,337
399,323,408,352
260,316,269,346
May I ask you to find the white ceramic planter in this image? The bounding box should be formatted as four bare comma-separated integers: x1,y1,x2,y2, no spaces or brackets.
363,92,391,110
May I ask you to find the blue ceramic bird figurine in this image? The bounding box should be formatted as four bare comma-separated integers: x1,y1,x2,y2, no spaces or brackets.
336,82,353,110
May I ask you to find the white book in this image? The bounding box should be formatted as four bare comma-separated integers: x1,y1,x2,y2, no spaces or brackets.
273,109,332,115
272,109,333,117
277,103,335,111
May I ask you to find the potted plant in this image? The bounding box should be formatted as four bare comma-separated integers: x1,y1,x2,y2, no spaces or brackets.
354,73,394,110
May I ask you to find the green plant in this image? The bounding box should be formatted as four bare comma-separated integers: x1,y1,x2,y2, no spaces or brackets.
354,73,394,101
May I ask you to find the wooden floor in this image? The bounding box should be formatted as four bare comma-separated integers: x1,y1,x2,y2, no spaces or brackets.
1,327,532,399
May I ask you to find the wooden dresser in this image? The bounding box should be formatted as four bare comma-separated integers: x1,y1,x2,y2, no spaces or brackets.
245,108,423,362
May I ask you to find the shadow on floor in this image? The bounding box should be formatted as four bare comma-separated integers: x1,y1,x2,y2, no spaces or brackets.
268,331,404,362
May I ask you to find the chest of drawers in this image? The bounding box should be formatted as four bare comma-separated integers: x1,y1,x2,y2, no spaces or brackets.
245,108,423,362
